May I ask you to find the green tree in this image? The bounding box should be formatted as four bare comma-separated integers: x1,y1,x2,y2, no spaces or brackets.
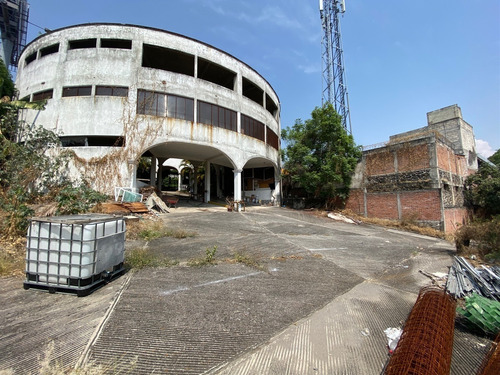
488,149,500,167
281,103,361,208
464,162,500,218
0,58,14,98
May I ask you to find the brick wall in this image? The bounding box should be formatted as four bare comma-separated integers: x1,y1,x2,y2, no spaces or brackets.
437,144,461,174
345,188,364,214
366,150,394,175
444,208,468,233
366,193,398,219
397,143,430,172
400,190,441,221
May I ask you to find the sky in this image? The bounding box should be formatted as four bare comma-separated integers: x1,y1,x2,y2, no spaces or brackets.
24,0,500,157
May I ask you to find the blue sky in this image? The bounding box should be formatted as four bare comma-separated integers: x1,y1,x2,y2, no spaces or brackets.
25,0,499,156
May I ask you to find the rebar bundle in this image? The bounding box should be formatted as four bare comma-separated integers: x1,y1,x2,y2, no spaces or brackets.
384,287,456,375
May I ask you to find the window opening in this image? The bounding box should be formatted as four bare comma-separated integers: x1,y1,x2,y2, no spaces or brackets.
197,57,236,90
100,39,132,49
25,51,36,65
68,38,97,50
96,86,129,97
142,44,194,77
197,101,237,131
241,114,265,142
244,167,275,191
32,89,53,101
60,136,125,147
167,94,194,121
242,77,264,106
62,86,92,97
267,127,279,150
137,89,194,121
40,43,59,57
266,93,278,117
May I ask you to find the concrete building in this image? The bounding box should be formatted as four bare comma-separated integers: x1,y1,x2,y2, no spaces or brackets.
345,105,477,233
15,23,281,205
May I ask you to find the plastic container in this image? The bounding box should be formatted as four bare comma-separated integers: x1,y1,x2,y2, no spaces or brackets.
24,214,126,296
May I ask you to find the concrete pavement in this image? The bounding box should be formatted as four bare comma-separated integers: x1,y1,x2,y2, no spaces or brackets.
0,202,492,374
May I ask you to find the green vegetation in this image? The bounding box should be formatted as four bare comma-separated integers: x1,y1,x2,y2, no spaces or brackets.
281,103,361,209
187,245,218,267
456,150,500,261
231,251,265,271
55,181,108,215
464,155,500,218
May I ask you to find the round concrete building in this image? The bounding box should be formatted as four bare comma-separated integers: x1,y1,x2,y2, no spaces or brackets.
15,23,281,205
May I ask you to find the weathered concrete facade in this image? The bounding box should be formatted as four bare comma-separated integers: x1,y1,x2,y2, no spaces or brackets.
15,24,281,204
346,105,476,232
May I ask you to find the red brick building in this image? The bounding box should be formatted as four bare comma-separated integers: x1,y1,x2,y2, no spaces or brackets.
345,105,477,233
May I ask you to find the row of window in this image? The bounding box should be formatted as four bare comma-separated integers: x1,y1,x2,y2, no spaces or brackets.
24,37,279,118
30,85,128,101
27,87,279,150
25,38,132,64
136,90,278,149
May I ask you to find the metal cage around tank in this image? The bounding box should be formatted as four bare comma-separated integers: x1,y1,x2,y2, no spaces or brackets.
24,214,126,296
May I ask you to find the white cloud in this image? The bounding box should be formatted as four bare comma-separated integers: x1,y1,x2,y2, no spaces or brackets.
476,139,495,158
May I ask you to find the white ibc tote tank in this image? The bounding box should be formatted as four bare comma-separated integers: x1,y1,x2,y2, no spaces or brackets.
24,214,126,296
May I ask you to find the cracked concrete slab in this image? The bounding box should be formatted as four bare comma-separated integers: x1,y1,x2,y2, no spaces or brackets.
0,204,492,374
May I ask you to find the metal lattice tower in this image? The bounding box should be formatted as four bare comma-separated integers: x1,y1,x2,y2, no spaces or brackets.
320,0,351,133
0,0,29,72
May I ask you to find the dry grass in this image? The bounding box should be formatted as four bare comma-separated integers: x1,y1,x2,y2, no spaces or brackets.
339,209,451,240
0,237,26,277
126,219,196,241
125,247,178,270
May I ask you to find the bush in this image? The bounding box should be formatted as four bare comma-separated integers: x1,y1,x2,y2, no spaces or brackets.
55,181,108,215
455,216,500,262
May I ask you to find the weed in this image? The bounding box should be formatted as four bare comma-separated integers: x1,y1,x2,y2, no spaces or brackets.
126,220,196,241
206,245,217,263
231,251,265,270
187,245,218,267
125,247,178,270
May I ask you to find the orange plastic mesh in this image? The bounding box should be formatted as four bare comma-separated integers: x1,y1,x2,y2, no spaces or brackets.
384,286,456,375
477,332,500,375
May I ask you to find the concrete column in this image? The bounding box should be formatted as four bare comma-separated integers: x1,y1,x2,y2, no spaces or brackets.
177,171,182,191
157,158,166,192
129,159,138,192
233,168,242,203
273,167,281,206
150,156,157,187
215,166,223,198
204,161,211,203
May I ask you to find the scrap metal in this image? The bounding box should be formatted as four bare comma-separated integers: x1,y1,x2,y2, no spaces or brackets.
446,257,500,300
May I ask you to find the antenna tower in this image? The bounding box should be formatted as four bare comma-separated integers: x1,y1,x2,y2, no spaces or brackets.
0,0,29,72
319,0,351,133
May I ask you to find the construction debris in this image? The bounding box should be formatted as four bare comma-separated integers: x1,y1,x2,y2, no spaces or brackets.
145,192,169,213
446,257,500,301
121,202,149,214
327,212,358,224
456,293,500,337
